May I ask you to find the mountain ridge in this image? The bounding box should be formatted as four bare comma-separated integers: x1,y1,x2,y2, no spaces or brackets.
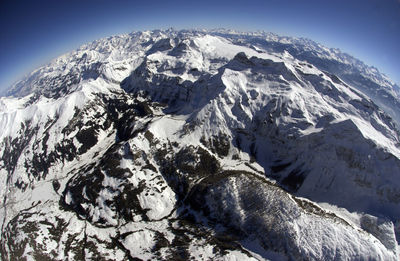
6,29,400,127
5,29,399,94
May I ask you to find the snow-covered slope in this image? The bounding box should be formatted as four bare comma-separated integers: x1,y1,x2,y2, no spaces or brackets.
1,29,400,260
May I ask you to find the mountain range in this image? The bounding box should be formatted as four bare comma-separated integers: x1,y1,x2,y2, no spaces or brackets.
1,29,400,260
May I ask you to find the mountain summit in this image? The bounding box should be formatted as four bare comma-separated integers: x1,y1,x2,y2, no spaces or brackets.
1,29,400,260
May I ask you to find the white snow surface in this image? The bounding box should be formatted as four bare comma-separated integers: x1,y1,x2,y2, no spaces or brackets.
0,29,400,260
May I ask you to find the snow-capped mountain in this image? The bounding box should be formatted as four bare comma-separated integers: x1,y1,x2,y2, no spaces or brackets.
1,29,400,260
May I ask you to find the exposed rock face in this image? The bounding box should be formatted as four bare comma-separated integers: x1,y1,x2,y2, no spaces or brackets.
0,29,400,260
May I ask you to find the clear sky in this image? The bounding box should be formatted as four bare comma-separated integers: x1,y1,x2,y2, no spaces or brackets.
0,0,399,93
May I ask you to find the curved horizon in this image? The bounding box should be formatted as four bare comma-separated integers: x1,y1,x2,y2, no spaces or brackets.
1,0,399,93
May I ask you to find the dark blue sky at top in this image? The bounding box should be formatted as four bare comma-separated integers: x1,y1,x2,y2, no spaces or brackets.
0,0,399,93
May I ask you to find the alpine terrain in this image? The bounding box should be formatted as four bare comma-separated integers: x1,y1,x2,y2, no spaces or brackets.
1,29,400,260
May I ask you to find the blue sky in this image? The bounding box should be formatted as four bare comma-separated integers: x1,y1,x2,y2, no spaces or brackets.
0,0,399,93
